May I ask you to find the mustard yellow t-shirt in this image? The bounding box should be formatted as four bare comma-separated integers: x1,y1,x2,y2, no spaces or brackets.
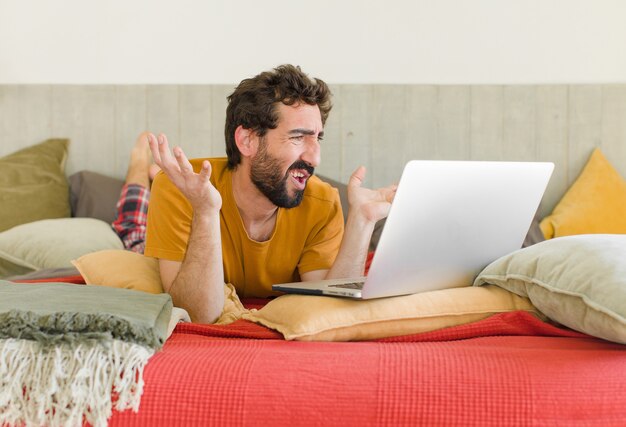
144,158,344,298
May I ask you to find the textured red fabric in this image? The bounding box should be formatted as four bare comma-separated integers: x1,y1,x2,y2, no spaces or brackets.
110,312,626,426
12,275,86,284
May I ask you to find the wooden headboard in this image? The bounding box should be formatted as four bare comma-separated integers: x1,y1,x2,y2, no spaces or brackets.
1,84,624,216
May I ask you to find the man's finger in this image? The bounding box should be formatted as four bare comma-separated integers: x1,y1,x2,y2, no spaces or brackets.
384,187,397,203
173,146,194,173
349,166,367,188
199,160,212,179
157,133,173,164
147,133,162,165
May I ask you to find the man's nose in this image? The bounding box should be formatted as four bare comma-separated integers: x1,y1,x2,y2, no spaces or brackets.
301,139,321,168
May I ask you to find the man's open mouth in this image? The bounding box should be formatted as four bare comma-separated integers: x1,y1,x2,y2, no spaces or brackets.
289,169,311,190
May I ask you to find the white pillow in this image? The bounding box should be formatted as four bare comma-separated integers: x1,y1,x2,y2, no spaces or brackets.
0,218,123,278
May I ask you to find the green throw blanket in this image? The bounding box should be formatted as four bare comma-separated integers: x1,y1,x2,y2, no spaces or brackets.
0,280,173,427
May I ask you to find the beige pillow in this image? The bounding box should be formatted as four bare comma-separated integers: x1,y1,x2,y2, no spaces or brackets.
0,139,71,232
0,218,124,278
242,285,539,341
474,234,626,344
73,249,247,325
74,249,163,294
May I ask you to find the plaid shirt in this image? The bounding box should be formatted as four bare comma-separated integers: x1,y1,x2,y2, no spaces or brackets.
111,184,149,253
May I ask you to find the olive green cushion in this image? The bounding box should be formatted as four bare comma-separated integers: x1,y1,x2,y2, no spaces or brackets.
0,139,71,232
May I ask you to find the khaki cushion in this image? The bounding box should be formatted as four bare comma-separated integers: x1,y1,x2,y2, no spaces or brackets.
243,286,539,341
73,249,247,325
0,139,71,232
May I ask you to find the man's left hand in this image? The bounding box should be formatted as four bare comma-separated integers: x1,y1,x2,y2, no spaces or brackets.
347,166,397,223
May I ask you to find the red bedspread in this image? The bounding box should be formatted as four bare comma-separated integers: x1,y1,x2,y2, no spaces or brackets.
110,312,626,426
13,276,625,425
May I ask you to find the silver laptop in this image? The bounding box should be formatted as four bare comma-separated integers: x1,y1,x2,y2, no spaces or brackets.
273,160,554,299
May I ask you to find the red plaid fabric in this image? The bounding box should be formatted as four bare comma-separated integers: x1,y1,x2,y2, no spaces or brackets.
111,183,150,253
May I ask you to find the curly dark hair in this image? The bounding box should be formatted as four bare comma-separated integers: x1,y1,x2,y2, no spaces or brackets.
224,64,332,168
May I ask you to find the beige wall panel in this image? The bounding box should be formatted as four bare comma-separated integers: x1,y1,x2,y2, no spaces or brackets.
0,86,20,156
114,86,147,179
15,86,53,152
51,85,116,177
406,86,438,161
436,86,470,160
0,86,52,156
567,85,602,184
470,86,504,160
337,85,372,185
370,85,408,188
601,85,626,178
179,85,212,160
503,86,536,161
535,86,568,216
316,85,342,182
146,86,179,148
4,83,626,213
209,85,232,158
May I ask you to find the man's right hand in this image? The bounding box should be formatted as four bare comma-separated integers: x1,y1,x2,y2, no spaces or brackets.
146,132,225,324
147,133,222,215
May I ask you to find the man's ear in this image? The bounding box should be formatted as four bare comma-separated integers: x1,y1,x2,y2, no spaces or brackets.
235,126,259,158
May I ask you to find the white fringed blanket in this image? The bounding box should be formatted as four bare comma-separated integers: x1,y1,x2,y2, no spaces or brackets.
0,281,172,427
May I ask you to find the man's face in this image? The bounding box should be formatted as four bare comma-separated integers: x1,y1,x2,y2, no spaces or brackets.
250,103,323,208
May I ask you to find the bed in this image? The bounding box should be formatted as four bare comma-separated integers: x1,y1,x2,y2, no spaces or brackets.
112,314,625,426
1,84,626,426
7,272,626,426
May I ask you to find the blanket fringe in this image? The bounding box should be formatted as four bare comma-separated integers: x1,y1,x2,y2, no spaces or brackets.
0,338,154,427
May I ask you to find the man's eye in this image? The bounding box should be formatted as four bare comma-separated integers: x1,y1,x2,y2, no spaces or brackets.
290,136,304,144
317,136,324,142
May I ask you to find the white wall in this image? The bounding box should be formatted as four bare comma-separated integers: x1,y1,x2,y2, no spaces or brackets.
1,0,625,84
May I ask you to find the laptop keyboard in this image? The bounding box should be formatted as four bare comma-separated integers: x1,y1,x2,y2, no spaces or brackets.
329,281,365,290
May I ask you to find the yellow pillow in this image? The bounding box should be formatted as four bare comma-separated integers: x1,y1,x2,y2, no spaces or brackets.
242,286,540,341
72,249,247,325
540,149,626,239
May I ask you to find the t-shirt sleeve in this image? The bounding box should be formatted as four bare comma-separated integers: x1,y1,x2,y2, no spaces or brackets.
144,172,193,261
297,189,344,274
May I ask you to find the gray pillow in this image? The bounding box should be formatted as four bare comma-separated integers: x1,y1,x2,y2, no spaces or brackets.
69,171,125,224
474,234,626,344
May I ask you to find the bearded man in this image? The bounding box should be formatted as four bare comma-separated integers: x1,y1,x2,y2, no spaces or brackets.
145,65,396,323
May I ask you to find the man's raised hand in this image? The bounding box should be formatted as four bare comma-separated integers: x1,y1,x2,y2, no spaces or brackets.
347,166,397,223
147,133,222,214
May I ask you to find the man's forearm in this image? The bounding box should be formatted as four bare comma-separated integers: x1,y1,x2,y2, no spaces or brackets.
169,211,224,323
325,211,375,279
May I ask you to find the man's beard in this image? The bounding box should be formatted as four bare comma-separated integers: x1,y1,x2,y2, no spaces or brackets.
250,143,314,209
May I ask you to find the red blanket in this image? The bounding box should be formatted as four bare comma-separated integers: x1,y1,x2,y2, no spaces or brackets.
109,312,626,426
13,275,626,425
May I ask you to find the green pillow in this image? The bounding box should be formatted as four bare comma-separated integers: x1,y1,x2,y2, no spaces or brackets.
474,234,626,344
0,218,124,278
0,139,71,232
